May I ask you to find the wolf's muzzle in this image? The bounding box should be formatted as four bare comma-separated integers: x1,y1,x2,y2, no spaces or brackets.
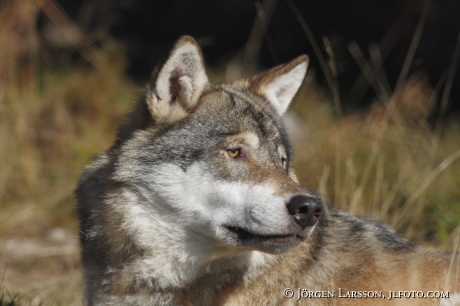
286,195,322,229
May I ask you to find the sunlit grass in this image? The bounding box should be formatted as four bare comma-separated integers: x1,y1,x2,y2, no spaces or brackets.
0,38,133,237
0,3,134,304
291,75,460,248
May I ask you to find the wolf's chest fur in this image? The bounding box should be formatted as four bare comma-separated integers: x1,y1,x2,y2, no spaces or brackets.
76,36,459,305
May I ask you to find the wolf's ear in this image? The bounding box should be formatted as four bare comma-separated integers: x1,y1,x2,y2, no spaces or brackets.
146,36,209,123
249,55,308,115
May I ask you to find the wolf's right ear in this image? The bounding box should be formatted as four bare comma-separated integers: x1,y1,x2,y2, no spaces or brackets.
146,36,209,124
249,55,308,115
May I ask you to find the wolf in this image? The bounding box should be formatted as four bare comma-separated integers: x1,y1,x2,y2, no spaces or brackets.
76,36,459,305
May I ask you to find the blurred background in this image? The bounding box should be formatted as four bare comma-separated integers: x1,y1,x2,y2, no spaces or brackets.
0,0,459,304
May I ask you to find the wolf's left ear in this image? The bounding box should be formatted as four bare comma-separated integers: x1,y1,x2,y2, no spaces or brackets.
147,36,209,123
249,55,308,115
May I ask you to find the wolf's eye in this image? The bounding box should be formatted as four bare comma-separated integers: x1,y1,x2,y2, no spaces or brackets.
281,157,287,168
227,148,241,158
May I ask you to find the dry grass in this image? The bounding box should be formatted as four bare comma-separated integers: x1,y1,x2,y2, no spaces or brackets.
290,76,460,246
0,2,133,304
0,1,459,304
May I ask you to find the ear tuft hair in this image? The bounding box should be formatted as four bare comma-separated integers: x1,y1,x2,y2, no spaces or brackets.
249,55,308,115
147,36,209,123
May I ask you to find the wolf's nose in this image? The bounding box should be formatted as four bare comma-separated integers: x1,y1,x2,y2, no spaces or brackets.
286,195,322,229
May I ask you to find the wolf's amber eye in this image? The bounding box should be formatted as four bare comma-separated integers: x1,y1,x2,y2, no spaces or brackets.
227,148,240,158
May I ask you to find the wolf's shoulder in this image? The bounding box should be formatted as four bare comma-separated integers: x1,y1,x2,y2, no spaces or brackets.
322,205,416,253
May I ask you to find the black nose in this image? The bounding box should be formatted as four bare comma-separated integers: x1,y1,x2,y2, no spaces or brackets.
286,195,322,229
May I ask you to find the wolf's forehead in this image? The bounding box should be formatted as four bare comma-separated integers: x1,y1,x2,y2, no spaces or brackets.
198,86,285,140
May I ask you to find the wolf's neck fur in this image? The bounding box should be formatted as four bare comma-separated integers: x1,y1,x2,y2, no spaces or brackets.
112,98,154,150
108,186,275,291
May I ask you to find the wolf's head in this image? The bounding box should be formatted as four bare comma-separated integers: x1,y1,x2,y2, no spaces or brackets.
112,36,322,257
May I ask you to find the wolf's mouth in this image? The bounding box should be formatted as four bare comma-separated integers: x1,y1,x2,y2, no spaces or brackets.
224,225,302,244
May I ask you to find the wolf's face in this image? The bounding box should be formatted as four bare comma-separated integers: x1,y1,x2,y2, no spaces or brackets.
113,36,321,256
